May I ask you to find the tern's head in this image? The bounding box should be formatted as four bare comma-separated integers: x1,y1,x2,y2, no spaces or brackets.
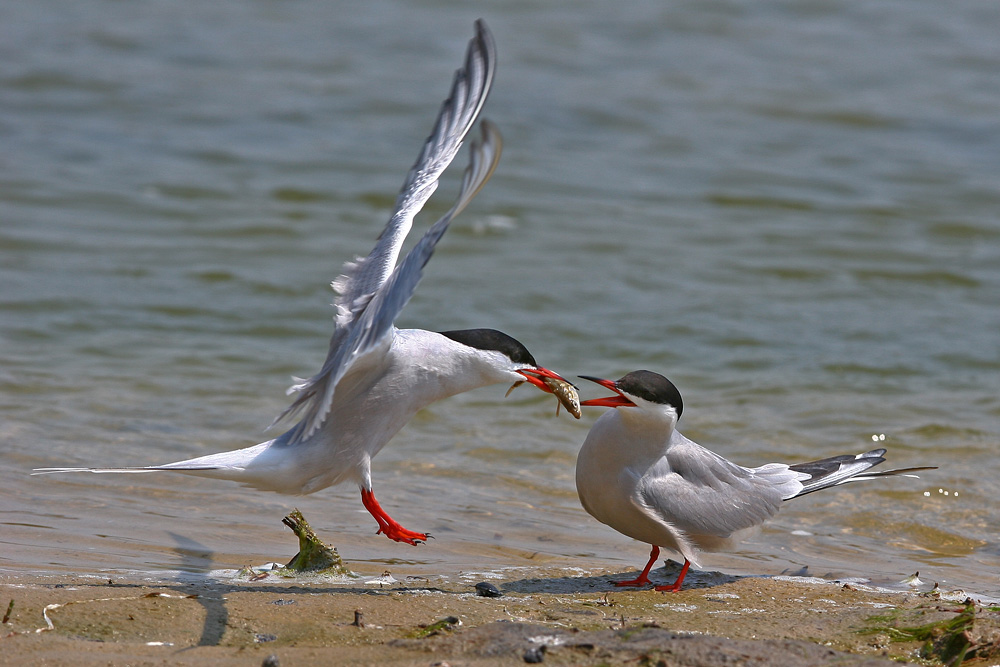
579,370,683,422
438,328,580,418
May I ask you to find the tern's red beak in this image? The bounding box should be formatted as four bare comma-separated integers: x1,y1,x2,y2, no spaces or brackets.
579,375,636,408
516,367,571,392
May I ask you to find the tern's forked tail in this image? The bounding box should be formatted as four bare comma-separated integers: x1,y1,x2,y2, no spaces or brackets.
786,447,936,499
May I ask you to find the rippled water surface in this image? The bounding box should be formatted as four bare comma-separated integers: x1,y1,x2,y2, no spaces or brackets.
3,1,999,595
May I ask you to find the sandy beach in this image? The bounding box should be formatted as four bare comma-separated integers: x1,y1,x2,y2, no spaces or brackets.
3,556,998,666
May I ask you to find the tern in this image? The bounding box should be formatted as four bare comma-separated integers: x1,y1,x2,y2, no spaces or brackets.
35,21,579,546
575,370,934,591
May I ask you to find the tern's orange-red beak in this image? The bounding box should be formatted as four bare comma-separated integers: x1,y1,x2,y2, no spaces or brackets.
579,375,636,408
516,367,570,392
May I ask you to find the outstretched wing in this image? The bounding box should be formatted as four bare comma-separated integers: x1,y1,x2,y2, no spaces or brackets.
277,120,502,444
331,20,496,328
356,120,502,347
270,21,499,445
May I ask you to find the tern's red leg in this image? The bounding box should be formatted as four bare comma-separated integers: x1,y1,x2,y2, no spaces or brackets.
359,488,428,545
613,545,661,588
653,559,691,592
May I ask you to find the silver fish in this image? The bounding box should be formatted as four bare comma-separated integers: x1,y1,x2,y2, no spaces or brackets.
543,376,581,419
505,377,581,419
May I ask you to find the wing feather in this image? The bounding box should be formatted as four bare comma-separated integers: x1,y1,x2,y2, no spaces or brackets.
268,21,498,442
786,447,935,498
331,20,496,323
275,120,502,443
638,438,785,537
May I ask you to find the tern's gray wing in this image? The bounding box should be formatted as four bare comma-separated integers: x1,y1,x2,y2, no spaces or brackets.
636,436,790,538
269,21,497,442
331,20,495,327
351,121,502,348
277,120,503,444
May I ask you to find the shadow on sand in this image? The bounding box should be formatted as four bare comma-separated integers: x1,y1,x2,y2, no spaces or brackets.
166,532,229,646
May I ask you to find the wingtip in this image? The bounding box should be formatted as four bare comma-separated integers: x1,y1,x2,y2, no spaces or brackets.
473,19,495,53
279,21,500,444
474,19,497,67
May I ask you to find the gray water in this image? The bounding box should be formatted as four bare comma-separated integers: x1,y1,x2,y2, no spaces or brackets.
2,1,998,595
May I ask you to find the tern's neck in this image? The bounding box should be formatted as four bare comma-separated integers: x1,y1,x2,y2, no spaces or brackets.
607,406,678,454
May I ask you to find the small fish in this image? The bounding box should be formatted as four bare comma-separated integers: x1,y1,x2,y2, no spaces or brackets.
544,376,581,419
505,377,581,419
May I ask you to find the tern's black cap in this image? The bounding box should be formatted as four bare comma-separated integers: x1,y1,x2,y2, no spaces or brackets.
617,370,683,417
439,328,538,366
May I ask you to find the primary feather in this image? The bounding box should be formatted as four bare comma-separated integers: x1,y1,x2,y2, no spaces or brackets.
271,20,498,444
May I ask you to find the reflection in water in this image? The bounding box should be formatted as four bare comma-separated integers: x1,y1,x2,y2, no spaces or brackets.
167,532,228,647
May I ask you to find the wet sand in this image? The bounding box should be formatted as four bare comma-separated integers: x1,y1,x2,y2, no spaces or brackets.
3,560,998,666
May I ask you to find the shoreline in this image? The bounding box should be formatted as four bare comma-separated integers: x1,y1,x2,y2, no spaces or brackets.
3,562,997,666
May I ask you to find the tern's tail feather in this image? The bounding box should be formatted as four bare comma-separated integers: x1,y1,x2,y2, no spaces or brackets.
33,465,221,475
33,442,273,480
31,441,341,494
786,447,936,499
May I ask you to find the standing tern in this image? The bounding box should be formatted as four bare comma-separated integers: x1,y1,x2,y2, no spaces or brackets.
35,20,580,546
575,370,934,591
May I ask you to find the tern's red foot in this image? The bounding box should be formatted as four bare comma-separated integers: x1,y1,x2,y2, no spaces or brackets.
613,575,653,588
653,559,691,593
612,545,661,589
360,488,428,546
378,523,430,545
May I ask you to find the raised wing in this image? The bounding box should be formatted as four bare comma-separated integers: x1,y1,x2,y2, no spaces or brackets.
356,120,502,346
331,19,496,328
276,120,503,444
269,21,499,445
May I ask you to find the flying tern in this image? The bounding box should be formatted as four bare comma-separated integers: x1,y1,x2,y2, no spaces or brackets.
575,370,933,591
35,20,580,546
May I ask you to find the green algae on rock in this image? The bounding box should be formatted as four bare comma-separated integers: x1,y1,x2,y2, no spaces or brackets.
864,598,1000,666
280,508,352,575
